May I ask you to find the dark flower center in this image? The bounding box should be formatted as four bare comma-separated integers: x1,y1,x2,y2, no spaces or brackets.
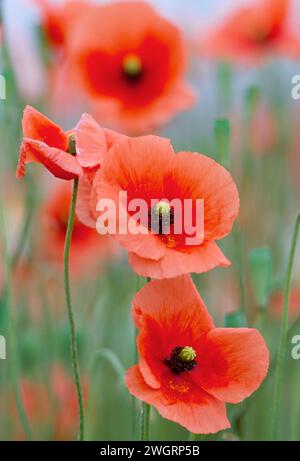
164,346,197,375
148,201,174,235
122,53,143,82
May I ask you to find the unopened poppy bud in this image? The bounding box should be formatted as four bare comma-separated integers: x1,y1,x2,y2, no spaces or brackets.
249,248,272,309
178,346,196,362
123,54,142,78
68,133,76,155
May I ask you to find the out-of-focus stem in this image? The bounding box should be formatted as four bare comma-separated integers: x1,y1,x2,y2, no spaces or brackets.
12,175,36,269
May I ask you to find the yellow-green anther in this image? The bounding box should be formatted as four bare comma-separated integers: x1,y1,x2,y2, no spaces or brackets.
155,201,171,217
178,346,196,362
68,133,76,155
123,54,142,77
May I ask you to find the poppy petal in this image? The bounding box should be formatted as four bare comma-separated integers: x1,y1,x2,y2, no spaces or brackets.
75,113,108,169
133,275,214,331
76,176,97,228
193,328,269,404
128,241,230,279
166,152,239,241
125,365,230,434
93,179,167,260
22,105,69,151
100,135,174,193
17,138,82,180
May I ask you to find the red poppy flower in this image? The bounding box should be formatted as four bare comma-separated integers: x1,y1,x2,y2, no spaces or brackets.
17,105,83,180
41,181,117,274
200,0,300,61
93,135,239,279
17,106,125,182
125,276,269,434
63,1,195,133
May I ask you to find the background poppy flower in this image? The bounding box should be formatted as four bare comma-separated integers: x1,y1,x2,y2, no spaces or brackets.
126,276,269,434
200,0,300,61
63,1,195,133
17,105,83,180
36,0,88,49
41,180,117,275
93,135,239,279
9,363,88,440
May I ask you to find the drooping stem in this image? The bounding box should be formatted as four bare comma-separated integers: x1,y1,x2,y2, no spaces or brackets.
139,402,151,441
63,178,85,441
0,195,32,440
271,211,300,440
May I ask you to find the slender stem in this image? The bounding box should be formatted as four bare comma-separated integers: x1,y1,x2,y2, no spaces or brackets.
0,195,32,440
63,178,85,441
132,276,143,440
271,211,300,440
137,276,152,441
139,402,151,441
233,223,247,313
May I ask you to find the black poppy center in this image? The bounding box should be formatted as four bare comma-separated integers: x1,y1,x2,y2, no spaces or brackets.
164,346,197,375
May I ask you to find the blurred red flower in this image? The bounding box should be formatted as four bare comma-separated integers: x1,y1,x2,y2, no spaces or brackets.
37,0,87,48
270,288,300,321
93,135,239,279
200,0,300,61
10,364,88,440
48,1,195,133
126,276,269,434
41,180,117,274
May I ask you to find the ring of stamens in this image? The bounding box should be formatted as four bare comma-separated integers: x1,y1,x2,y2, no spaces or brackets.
164,346,197,375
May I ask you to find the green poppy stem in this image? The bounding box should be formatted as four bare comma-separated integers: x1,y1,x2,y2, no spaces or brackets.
63,178,85,441
139,402,151,441
138,277,152,441
271,211,300,440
